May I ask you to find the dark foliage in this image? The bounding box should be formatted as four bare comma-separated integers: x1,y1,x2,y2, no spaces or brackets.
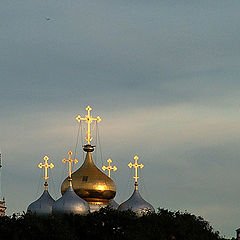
0,208,229,240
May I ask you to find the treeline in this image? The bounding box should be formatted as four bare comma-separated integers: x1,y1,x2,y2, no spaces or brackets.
0,207,229,240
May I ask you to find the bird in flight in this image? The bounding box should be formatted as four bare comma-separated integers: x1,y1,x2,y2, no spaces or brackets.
45,17,50,21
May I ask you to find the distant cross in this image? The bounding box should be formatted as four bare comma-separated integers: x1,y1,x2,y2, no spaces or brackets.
128,155,144,189
102,158,117,178
62,151,78,186
38,156,54,190
76,106,101,144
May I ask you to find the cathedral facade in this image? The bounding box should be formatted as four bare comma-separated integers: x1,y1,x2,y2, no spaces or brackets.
27,106,154,216
0,198,6,216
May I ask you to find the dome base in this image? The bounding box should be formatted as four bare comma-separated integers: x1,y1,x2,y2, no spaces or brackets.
88,201,109,212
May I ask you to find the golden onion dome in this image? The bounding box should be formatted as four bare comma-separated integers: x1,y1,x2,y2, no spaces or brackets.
61,145,116,207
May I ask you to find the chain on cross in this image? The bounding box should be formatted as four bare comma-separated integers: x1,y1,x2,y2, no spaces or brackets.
62,151,78,186
38,156,54,190
102,158,117,178
76,106,101,144
128,155,144,189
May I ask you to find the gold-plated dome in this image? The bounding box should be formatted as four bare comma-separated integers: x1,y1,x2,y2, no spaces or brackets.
61,145,116,208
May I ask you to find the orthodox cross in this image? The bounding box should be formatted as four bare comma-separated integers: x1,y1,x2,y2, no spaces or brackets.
76,106,101,145
128,155,144,190
102,158,117,178
38,156,54,190
62,151,78,186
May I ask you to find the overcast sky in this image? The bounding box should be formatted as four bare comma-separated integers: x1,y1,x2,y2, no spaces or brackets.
1,1,240,238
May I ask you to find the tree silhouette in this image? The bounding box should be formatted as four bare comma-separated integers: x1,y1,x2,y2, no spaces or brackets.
0,207,230,240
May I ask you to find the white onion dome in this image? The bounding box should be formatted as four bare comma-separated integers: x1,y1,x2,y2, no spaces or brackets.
52,185,90,215
118,184,155,216
27,189,55,216
109,199,119,209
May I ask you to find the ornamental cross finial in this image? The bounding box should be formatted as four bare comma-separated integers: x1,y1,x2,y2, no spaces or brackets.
62,151,78,186
38,156,54,190
76,106,101,144
128,155,144,190
102,158,117,178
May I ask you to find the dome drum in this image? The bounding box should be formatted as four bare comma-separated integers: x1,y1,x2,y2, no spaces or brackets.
88,202,109,212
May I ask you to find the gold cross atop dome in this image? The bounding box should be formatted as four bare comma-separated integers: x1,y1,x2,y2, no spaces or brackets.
128,155,144,190
38,156,54,190
102,158,117,178
62,151,78,186
76,106,101,145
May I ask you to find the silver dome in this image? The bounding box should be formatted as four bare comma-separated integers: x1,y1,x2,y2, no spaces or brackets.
109,199,119,209
118,188,155,216
52,185,90,215
27,189,55,216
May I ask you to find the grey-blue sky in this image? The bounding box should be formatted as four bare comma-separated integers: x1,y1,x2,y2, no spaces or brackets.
0,0,240,238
